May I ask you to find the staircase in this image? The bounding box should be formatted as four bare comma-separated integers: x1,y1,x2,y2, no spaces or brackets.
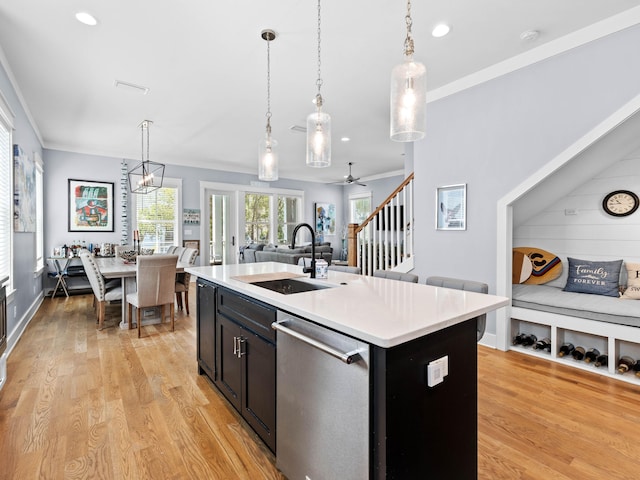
347,173,414,276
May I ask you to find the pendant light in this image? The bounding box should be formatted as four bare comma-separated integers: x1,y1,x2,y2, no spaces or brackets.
258,29,278,181
128,120,165,194
306,0,331,168
390,0,426,142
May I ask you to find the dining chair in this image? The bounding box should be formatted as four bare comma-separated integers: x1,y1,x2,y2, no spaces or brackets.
175,247,198,314
328,265,361,274
79,252,123,330
126,254,179,338
166,245,178,254
373,269,419,283
115,245,135,257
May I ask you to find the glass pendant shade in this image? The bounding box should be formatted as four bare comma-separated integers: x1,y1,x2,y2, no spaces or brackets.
306,110,331,167
258,133,279,181
390,56,426,142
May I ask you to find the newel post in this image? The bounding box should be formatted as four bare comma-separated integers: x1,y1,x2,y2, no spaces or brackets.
347,223,358,266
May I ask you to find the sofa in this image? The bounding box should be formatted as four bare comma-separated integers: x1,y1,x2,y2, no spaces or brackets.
240,243,333,265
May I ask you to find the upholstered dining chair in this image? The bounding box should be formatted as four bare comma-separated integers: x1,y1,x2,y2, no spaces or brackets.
425,276,489,342
175,247,198,314
166,245,178,254
79,252,123,330
126,254,179,338
373,269,419,283
328,265,361,274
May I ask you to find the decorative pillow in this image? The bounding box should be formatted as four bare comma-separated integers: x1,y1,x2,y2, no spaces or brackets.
563,258,622,297
622,262,640,299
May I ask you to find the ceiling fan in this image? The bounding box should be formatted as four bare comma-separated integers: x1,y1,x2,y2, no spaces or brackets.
337,162,367,186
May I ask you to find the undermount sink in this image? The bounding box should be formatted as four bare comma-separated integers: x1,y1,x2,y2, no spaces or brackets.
250,278,334,295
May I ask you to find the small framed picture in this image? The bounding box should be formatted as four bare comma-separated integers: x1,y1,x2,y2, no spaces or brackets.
183,239,200,255
436,184,466,230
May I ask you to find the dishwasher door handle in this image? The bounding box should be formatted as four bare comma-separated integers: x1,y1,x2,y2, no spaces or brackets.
272,320,362,365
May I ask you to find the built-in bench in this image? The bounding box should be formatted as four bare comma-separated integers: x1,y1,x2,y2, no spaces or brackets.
512,284,640,328
510,283,640,385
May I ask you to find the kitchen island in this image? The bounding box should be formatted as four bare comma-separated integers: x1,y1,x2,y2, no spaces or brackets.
187,262,509,479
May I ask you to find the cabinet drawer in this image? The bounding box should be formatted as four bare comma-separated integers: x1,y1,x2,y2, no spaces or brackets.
217,287,276,343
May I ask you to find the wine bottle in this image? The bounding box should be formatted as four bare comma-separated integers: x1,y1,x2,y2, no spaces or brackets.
571,346,586,361
594,354,608,368
584,348,600,363
558,343,575,357
617,356,636,374
522,334,537,347
533,337,551,352
633,362,640,378
512,333,527,346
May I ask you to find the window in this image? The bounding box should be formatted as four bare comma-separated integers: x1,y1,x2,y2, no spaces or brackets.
35,154,44,273
245,193,271,244
133,178,182,253
277,195,301,244
244,189,302,245
0,107,12,288
349,192,371,224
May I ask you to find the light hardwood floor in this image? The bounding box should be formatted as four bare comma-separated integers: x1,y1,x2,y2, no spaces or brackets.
1,289,640,479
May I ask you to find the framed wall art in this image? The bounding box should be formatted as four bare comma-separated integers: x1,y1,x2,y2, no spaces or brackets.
436,184,466,231
315,202,336,236
13,145,36,232
68,179,114,232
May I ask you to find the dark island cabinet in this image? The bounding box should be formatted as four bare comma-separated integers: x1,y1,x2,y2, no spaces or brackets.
214,286,277,453
196,279,216,379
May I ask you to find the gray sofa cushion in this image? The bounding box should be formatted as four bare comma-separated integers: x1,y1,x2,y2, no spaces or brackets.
512,284,640,327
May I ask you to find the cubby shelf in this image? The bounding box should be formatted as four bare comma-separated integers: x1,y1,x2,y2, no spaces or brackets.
510,306,640,387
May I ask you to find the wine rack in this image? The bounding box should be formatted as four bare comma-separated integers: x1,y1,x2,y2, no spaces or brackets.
511,306,640,386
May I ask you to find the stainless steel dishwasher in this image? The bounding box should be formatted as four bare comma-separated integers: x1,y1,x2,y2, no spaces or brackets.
273,310,370,480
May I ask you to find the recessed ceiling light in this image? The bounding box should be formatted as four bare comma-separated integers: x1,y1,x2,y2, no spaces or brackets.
432,24,450,38
75,12,98,26
341,137,350,142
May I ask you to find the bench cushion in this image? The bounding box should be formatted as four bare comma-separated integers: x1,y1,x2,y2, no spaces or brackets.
512,284,640,327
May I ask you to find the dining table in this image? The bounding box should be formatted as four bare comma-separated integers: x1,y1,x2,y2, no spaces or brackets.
94,255,190,329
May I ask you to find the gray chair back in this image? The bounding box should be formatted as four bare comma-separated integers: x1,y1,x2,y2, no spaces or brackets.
373,270,418,283
115,245,135,257
425,276,489,342
135,255,179,308
328,265,361,274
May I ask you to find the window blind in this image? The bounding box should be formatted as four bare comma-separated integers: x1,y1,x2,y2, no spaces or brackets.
0,122,11,285
134,186,177,253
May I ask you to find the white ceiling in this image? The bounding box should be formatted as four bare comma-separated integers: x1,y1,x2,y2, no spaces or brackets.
1,0,640,184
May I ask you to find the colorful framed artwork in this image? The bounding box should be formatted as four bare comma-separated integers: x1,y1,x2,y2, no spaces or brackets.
436,184,466,231
13,145,36,232
315,202,336,236
68,179,114,232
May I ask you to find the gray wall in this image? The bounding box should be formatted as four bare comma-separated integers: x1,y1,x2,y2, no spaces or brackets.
43,149,349,264
413,24,640,336
0,56,43,343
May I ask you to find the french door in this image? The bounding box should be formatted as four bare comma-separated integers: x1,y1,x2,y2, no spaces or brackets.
205,190,237,265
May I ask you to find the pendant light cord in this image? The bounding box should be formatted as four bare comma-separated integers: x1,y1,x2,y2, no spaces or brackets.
404,0,415,56
315,0,323,107
266,35,272,132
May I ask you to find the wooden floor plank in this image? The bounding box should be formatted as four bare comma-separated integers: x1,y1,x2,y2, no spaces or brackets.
2,287,640,479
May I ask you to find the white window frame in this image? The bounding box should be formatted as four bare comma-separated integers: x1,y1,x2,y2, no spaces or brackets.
349,191,372,224
35,153,44,275
0,90,15,296
241,186,304,246
131,177,183,252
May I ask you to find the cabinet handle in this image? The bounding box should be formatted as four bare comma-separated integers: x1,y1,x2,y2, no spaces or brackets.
237,337,246,357
233,336,239,356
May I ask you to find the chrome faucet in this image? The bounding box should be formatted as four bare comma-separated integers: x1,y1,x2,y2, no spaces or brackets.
291,222,316,278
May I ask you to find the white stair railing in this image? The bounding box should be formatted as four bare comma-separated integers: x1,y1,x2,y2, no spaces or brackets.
348,173,414,276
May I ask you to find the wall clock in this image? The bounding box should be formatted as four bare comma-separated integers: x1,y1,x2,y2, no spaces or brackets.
602,190,639,217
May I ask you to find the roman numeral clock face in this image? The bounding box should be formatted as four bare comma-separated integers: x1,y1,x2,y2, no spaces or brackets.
603,190,639,217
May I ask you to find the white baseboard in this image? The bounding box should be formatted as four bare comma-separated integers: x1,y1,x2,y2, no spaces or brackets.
6,293,43,358
478,332,497,349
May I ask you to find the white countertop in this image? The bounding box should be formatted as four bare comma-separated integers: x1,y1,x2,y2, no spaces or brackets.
187,262,509,348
